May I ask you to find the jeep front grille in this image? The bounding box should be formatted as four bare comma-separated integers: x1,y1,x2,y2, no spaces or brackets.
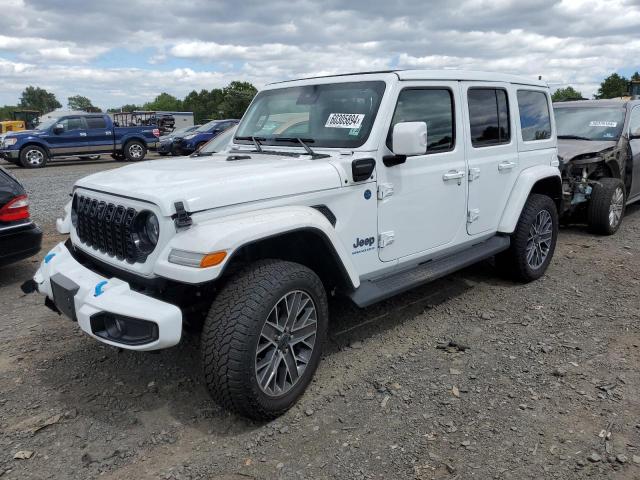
73,195,140,263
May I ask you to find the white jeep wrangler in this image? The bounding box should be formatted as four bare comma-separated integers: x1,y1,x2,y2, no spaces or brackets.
30,70,562,419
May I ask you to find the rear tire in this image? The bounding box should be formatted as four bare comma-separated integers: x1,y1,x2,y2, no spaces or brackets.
587,178,625,235
124,140,146,161
19,145,48,168
496,194,558,282
201,260,328,420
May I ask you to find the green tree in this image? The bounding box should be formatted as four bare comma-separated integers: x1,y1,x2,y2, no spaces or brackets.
183,88,224,123
552,86,583,102
0,105,17,121
218,81,257,118
68,95,100,112
595,73,629,99
632,71,640,81
143,92,183,112
18,86,62,113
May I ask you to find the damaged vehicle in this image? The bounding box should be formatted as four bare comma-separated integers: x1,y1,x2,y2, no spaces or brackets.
554,99,640,234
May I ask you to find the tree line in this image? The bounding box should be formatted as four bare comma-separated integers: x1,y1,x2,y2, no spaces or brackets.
552,71,640,102
0,81,258,124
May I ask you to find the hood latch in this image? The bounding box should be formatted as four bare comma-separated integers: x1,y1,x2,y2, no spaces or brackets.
173,201,192,230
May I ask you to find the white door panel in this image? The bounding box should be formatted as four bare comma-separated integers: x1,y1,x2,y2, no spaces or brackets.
377,81,467,262
463,83,519,235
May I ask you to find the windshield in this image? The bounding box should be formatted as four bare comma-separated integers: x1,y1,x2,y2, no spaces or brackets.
37,117,60,130
554,107,625,141
235,81,386,148
195,120,223,133
200,126,236,154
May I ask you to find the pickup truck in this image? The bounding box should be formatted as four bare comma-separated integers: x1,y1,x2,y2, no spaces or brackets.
0,113,160,168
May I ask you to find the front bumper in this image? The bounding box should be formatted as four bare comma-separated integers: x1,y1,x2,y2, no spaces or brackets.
33,242,182,351
0,149,19,160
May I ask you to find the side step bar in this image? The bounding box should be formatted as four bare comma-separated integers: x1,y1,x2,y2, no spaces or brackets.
349,236,510,308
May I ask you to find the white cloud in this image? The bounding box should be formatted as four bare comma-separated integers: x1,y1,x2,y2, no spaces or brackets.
0,0,639,107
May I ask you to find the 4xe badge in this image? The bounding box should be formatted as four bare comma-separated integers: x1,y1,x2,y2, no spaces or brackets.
352,236,376,255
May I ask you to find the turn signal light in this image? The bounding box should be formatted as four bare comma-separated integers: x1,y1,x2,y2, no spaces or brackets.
0,194,30,222
200,251,227,268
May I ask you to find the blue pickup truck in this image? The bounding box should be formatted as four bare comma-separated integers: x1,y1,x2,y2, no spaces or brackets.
0,113,160,168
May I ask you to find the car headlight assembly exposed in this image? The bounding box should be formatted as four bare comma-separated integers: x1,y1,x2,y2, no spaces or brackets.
3,137,17,146
132,211,159,254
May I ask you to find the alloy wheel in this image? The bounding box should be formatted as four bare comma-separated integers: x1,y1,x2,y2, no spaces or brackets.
129,144,143,159
526,209,553,270
26,149,44,166
608,186,624,228
255,290,317,397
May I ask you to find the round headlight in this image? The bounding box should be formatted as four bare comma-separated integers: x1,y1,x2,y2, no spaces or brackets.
145,213,159,245
132,211,159,254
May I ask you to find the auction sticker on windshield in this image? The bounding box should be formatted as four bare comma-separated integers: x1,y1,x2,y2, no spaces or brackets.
589,121,617,127
325,113,365,129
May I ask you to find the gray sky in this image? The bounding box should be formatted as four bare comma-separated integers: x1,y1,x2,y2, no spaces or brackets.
1,0,639,108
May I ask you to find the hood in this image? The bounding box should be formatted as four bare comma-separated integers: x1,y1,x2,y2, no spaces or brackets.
558,139,617,161
6,129,42,139
75,153,343,216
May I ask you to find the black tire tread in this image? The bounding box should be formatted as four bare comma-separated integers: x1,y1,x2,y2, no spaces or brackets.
587,177,625,235
200,259,327,420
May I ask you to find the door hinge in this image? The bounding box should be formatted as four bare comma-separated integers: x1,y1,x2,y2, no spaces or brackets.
377,183,394,200
468,167,481,182
467,209,480,223
378,231,395,248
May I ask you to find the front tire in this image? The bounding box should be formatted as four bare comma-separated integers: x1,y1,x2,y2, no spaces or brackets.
496,194,558,282
588,178,625,235
201,260,328,420
124,140,146,161
19,146,48,168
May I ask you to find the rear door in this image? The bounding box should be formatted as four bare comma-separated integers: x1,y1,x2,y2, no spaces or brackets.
462,83,518,235
47,116,89,155
84,116,113,153
629,106,640,199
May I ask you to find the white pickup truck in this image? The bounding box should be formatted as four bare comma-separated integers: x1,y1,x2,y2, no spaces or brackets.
28,70,562,419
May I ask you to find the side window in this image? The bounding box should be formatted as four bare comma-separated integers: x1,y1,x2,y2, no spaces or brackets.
468,88,510,147
517,90,552,141
630,107,640,136
86,116,107,129
387,88,454,153
60,117,84,132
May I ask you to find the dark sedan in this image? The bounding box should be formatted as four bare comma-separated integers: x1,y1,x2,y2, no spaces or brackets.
0,166,42,267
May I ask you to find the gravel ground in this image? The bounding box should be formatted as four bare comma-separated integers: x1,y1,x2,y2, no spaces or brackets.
1,159,640,479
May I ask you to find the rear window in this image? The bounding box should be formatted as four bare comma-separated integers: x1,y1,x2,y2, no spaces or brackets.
86,116,107,129
517,91,552,141
468,88,510,147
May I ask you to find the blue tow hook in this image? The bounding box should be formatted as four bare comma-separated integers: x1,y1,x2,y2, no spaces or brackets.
44,253,56,264
94,281,108,297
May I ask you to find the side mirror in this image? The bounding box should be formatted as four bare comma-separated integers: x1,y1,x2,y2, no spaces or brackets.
392,122,427,157
392,121,427,156
630,127,640,139
53,124,64,134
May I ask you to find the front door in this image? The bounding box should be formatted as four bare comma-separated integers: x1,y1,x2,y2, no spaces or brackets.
377,82,467,262
628,106,640,199
462,83,519,235
84,116,113,153
47,116,89,155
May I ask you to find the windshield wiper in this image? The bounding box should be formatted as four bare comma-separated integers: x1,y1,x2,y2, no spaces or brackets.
558,135,592,141
235,136,265,152
274,137,316,156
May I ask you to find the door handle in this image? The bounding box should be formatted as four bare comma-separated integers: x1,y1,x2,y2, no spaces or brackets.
79,132,87,137
498,161,516,171
443,170,465,181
